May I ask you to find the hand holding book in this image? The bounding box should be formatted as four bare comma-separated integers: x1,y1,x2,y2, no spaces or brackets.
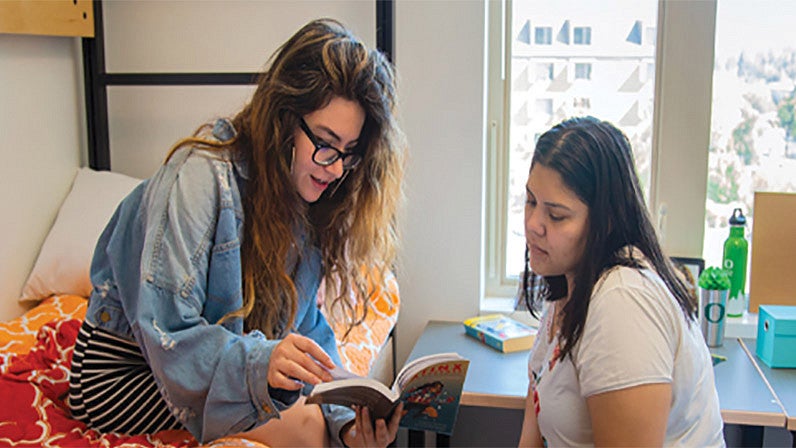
342,402,404,448
306,352,470,435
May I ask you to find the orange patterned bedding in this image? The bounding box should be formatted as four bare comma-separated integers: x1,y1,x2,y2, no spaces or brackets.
328,269,400,377
0,295,196,446
0,295,87,362
0,285,398,447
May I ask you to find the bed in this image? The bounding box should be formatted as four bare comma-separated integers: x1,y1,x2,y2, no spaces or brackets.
0,167,399,447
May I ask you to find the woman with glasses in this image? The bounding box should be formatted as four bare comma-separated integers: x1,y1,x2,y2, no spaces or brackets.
68,19,405,447
517,117,723,447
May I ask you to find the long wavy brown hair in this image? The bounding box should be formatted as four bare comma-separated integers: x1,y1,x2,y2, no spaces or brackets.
165,19,405,339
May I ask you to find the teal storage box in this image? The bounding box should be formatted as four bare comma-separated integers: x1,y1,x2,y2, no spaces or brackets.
756,305,796,368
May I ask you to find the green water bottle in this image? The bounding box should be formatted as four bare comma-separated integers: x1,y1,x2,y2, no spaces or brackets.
722,208,748,317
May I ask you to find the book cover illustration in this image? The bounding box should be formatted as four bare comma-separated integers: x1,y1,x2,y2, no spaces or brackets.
396,358,469,435
463,314,537,353
305,353,469,435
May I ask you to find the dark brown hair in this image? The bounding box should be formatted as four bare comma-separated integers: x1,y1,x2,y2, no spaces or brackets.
520,116,695,360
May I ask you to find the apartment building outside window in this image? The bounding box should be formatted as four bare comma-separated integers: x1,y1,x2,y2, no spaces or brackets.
574,62,592,80
486,0,796,303
536,62,554,81
535,26,552,45
486,0,658,298
573,26,591,45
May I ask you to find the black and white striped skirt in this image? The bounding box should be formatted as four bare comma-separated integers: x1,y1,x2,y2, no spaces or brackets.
68,320,184,434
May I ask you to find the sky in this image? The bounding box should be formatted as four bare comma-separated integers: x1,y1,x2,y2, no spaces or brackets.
715,0,796,58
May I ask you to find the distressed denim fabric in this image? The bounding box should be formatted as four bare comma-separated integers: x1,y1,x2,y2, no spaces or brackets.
85,134,352,443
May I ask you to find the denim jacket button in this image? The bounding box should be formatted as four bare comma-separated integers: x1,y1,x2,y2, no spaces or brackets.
100,311,111,323
262,404,272,414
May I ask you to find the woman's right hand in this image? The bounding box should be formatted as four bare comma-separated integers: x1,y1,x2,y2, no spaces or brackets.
267,333,336,390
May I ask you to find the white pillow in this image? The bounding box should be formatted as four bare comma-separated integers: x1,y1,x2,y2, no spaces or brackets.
19,167,141,302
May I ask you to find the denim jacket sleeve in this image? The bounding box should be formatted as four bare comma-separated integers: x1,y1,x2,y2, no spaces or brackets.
89,148,319,443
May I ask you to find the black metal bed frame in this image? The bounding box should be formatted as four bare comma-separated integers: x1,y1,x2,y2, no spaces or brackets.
81,0,394,171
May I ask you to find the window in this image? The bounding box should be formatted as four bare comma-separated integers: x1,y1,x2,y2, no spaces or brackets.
487,1,793,309
574,62,592,80
536,62,554,81
534,26,552,45
703,1,796,272
644,26,656,45
645,62,655,83
535,98,553,117
486,0,659,300
573,26,591,45
573,97,591,109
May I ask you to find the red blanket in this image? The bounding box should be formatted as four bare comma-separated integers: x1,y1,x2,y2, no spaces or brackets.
0,318,196,447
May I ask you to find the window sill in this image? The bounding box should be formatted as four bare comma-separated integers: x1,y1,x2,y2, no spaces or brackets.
482,297,759,339
725,311,758,339
480,296,541,327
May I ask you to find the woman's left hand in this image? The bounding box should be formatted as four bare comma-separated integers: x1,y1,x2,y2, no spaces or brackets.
342,403,403,448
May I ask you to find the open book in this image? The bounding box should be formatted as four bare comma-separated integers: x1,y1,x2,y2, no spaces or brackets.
306,352,470,435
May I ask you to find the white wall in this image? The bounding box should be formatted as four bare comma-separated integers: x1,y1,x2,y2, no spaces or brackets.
394,1,486,364
0,34,84,320
102,0,375,180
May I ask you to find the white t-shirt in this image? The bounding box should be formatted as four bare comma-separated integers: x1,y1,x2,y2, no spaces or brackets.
527,261,725,447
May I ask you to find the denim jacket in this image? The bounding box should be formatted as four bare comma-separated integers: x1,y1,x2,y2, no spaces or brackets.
85,126,353,443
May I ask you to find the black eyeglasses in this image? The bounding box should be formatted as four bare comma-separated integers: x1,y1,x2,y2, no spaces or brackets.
299,118,363,170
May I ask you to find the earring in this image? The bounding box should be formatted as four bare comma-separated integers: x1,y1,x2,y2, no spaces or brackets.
328,169,350,198
290,146,295,173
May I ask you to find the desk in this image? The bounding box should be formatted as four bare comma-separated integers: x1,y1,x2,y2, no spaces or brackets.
405,320,528,409
710,338,786,446
742,339,796,435
710,338,784,427
405,320,792,446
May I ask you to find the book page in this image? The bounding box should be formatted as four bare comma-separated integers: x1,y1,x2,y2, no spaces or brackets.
394,352,463,391
311,377,397,401
329,364,361,380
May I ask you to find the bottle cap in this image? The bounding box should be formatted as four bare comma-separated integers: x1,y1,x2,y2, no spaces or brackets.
729,208,746,226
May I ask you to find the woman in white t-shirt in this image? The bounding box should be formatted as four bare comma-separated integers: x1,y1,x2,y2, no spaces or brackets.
517,117,724,447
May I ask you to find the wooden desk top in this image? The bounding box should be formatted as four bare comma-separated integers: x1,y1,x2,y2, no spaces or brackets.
406,320,790,428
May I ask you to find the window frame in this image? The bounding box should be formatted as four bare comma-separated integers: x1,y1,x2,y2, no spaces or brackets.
483,0,717,307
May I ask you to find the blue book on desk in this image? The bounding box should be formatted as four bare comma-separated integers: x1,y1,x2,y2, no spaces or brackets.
463,314,537,353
